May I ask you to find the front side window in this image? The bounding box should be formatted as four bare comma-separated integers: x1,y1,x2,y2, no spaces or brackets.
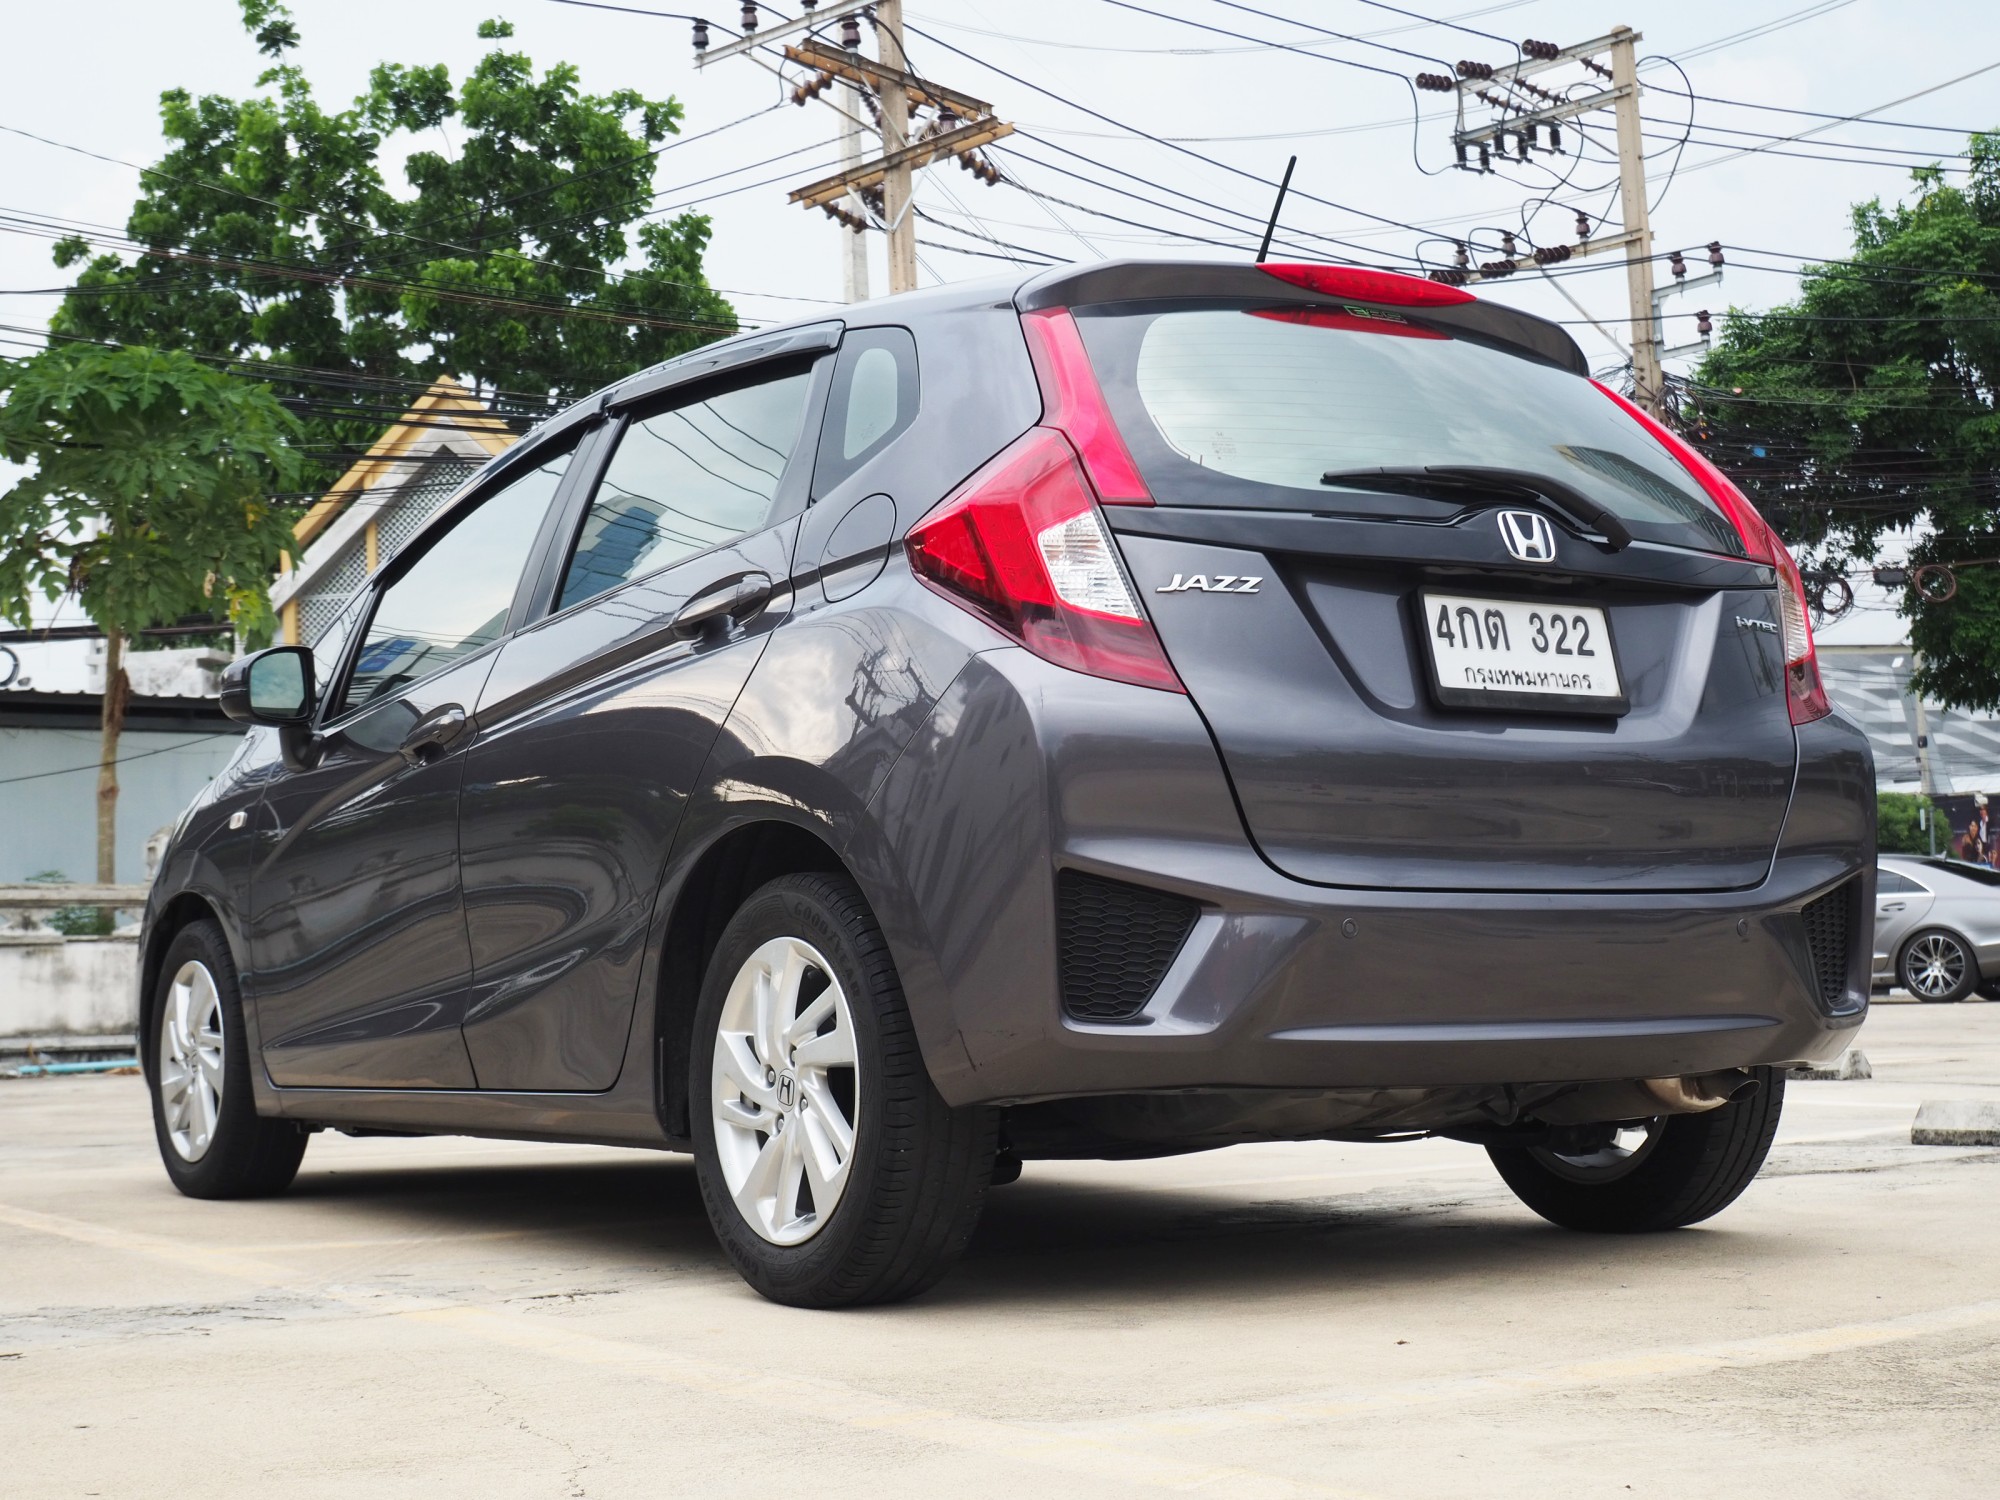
556,367,816,613
338,445,573,714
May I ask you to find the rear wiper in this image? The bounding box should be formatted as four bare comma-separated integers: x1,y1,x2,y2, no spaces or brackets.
1318,464,1632,551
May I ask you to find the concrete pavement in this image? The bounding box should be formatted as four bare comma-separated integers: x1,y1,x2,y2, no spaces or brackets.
4,998,1998,1499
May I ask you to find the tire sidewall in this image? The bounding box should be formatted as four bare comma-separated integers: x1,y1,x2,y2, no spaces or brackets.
146,920,277,1196
1899,927,1977,1003
689,878,898,1301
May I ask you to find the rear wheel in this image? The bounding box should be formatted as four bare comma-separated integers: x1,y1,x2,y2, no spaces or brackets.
148,921,308,1199
690,873,999,1307
1487,1069,1785,1232
1900,928,1977,1002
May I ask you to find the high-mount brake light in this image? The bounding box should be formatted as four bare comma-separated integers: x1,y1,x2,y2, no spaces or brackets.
1018,308,1151,504
905,429,1184,692
1594,382,1831,726
1257,263,1477,308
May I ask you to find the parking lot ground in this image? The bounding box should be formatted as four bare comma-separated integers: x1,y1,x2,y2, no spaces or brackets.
5,999,1999,1500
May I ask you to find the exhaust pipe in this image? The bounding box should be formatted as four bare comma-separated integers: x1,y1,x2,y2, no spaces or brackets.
1532,1069,1759,1126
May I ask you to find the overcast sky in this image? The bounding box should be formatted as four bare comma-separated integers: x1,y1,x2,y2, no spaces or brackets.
3,0,1995,365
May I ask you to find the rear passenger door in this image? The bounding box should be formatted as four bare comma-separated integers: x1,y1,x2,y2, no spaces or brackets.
458,354,831,1091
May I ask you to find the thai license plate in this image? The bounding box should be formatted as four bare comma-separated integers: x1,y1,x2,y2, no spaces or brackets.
1417,591,1628,714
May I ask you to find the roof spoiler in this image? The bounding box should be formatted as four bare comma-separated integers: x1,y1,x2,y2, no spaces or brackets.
1014,259,1587,377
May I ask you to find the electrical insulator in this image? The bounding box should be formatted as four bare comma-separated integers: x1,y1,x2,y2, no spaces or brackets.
1416,72,1455,92
1575,211,1591,239
791,70,834,106
741,3,758,34
1669,249,1687,280
1454,242,1470,269
1696,309,1713,338
1456,59,1495,80
802,0,816,9
1454,142,1469,170
1501,231,1518,257
1707,240,1725,268
1582,56,1612,80
1532,243,1572,265
1478,143,1491,172
939,107,959,132
1430,268,1470,287
1479,258,1517,279
692,18,709,52
1515,132,1529,160
1550,124,1563,153
1523,39,1560,61
841,15,861,49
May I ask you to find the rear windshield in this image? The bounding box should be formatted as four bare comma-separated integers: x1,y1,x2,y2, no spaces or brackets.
1076,301,1744,555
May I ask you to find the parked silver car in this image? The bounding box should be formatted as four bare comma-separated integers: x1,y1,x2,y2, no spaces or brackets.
1874,856,2000,1001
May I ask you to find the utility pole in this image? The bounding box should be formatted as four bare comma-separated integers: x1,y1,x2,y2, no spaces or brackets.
695,2,1010,299
837,78,870,303
1607,28,1660,413
875,0,917,295
1419,27,1713,415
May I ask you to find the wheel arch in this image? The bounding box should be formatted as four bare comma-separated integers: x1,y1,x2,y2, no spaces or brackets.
138,891,233,1066
652,815,847,1139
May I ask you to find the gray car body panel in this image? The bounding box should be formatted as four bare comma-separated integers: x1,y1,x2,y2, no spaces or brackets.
137,262,1873,1152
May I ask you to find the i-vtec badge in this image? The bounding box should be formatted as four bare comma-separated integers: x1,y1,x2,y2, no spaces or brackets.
1736,615,1779,635
1157,573,1261,594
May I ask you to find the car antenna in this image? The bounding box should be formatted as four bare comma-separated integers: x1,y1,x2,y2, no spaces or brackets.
1255,155,1297,264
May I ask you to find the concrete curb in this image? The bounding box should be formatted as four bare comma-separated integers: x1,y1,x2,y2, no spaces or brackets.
1912,1101,2000,1146
1790,1049,1872,1081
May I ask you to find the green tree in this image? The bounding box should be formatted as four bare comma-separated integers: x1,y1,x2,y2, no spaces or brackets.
1689,136,2000,710
1877,792,1942,855
0,344,303,883
52,3,736,491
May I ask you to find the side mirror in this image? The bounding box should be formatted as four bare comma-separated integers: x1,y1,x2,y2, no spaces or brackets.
220,646,316,727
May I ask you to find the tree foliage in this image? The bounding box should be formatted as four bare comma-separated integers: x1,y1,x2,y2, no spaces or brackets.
0,344,302,641
1690,136,2000,710
1877,792,1942,855
51,3,737,492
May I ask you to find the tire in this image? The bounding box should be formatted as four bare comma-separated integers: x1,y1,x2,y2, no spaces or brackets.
147,920,308,1199
690,872,999,1307
1899,928,1978,1003
1487,1068,1786,1233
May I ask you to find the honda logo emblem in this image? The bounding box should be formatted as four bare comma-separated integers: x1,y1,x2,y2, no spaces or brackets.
1497,510,1556,563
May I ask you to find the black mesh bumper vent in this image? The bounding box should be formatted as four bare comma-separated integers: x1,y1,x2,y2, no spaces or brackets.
1056,871,1199,1023
1800,881,1853,1007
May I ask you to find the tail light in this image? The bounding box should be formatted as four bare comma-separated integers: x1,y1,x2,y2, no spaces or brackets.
1595,382,1831,726
904,311,1183,693
1258,263,1477,308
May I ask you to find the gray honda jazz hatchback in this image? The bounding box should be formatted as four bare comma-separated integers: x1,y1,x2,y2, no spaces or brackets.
142,260,1872,1305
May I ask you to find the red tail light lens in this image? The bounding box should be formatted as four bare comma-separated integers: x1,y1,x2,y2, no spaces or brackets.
906,427,1184,693
1258,263,1477,308
1018,308,1151,504
1594,382,1830,725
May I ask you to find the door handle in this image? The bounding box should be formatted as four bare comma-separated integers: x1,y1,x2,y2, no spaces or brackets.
1879,901,1905,912
398,704,468,766
671,571,774,639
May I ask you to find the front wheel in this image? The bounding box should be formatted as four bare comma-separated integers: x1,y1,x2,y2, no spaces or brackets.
690,873,999,1307
147,920,308,1199
1488,1068,1785,1232
1900,928,1978,1002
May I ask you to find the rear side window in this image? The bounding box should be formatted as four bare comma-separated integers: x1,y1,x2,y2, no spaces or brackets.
1078,303,1744,555
1877,869,1924,894
557,367,815,612
813,327,919,496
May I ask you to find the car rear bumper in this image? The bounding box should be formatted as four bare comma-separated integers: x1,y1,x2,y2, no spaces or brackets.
865,648,1874,1109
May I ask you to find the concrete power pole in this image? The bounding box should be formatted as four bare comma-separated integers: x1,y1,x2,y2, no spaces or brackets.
874,0,918,295
837,79,870,304
1607,28,1661,413
695,2,1009,299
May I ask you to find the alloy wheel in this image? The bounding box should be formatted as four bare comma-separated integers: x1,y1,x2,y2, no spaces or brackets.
1530,1119,1664,1184
709,936,860,1246
1904,932,1968,999
158,960,225,1162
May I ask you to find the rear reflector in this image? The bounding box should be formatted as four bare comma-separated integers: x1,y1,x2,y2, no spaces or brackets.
1258,263,1477,308
906,427,1184,693
1594,382,1831,726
